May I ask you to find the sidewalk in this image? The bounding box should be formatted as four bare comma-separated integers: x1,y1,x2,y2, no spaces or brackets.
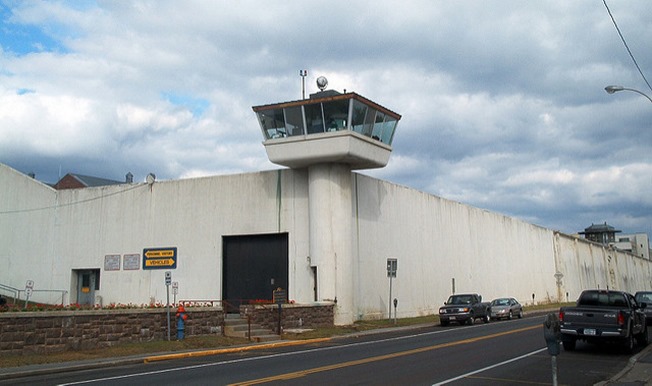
595,342,652,385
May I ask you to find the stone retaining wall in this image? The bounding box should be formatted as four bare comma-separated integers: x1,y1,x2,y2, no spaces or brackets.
241,303,335,333
0,304,334,354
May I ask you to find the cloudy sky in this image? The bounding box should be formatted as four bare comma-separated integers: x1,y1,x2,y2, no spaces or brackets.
1,1,651,238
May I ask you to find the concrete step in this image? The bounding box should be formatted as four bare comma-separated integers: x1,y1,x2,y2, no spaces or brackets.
223,317,280,341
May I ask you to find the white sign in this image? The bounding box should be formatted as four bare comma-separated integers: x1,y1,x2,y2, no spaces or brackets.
123,254,140,270
104,254,121,271
25,280,34,289
387,258,397,278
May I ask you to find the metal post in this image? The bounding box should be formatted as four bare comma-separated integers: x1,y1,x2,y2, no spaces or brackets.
388,275,393,320
166,285,170,341
300,70,308,99
551,356,558,386
248,314,252,341
165,271,172,341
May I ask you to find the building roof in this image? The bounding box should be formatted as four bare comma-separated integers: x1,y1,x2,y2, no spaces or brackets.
53,173,123,190
579,222,622,235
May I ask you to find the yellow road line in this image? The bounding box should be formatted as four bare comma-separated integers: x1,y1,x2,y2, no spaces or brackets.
229,325,539,385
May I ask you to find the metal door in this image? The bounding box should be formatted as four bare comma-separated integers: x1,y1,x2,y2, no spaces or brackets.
76,270,96,305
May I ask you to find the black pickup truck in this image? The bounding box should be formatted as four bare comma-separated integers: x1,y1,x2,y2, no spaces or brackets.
438,293,490,326
559,289,648,352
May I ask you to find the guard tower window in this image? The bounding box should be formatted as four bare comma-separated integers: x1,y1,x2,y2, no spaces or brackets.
381,115,398,144
258,108,286,139
372,112,385,140
284,106,305,136
322,99,349,132
305,103,325,134
351,99,368,135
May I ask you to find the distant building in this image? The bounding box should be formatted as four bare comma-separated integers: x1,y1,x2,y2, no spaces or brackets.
579,222,621,244
579,222,651,260
53,173,132,190
614,233,651,260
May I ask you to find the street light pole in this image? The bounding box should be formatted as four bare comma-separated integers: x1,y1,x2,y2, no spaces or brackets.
605,85,652,104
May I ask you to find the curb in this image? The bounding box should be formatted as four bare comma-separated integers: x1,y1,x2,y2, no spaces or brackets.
143,337,332,363
593,340,652,386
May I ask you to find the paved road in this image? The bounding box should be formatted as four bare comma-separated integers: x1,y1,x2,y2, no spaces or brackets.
0,315,643,385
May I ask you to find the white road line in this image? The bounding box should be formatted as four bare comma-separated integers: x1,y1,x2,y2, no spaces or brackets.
432,347,548,385
58,324,526,385
58,328,452,385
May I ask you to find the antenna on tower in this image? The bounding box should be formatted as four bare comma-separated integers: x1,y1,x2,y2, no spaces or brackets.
299,70,308,99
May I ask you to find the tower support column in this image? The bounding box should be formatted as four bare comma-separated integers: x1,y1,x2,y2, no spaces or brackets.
308,163,354,325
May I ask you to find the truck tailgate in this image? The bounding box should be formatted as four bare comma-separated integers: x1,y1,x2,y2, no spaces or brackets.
561,307,623,336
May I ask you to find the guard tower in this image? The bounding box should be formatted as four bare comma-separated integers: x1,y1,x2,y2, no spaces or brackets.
252,77,401,324
579,222,622,245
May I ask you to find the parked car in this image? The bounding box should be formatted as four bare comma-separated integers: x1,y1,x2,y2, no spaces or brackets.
489,297,523,320
634,291,652,325
439,293,490,326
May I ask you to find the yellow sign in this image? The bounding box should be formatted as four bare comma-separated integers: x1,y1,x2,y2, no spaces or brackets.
143,247,177,269
145,250,175,258
145,258,175,267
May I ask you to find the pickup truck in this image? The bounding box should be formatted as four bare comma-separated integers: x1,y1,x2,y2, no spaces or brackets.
559,289,648,353
438,293,490,326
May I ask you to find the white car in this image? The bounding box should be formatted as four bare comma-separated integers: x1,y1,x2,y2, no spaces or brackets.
489,297,523,320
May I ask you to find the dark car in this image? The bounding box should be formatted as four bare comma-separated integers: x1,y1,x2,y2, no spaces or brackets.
489,297,523,320
634,291,652,325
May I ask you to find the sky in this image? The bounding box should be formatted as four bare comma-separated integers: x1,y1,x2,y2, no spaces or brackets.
1,1,651,239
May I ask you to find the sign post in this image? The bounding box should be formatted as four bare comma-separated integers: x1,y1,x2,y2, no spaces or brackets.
165,271,172,341
172,281,179,305
273,288,287,335
387,258,397,319
24,280,34,309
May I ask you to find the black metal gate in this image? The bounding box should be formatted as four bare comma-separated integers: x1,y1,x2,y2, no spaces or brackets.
222,233,288,313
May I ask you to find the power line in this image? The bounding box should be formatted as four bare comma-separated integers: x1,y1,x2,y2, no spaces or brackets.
602,0,652,93
0,183,145,215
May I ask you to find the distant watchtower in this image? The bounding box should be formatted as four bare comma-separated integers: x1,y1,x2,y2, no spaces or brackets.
579,222,622,245
252,77,401,325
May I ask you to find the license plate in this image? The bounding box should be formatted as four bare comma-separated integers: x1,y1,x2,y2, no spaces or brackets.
450,316,456,320
584,328,596,336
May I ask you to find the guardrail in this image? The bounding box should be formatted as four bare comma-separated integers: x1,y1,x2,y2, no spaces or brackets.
0,283,20,300
17,289,68,306
0,283,67,307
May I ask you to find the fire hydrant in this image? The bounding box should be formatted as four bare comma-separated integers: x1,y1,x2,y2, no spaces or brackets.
176,305,188,340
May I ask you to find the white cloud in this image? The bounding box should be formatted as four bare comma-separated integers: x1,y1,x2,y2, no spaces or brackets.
1,0,651,238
